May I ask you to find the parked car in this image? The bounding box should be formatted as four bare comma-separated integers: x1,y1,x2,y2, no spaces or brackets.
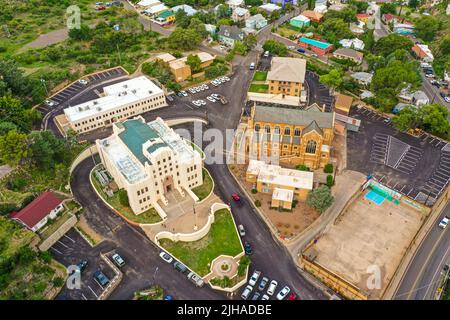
238,224,246,237
164,295,174,300
78,79,89,85
187,272,204,287
311,53,318,58
95,6,106,10
112,253,125,267
166,95,174,102
73,260,88,274
288,45,296,50
267,280,278,296
444,96,450,103
440,92,446,98
198,99,206,106
249,62,255,70
45,99,57,107
231,193,240,201
258,277,269,291
438,216,449,229
159,251,173,263
248,270,261,286
180,90,188,97
222,76,230,82
93,271,110,287
173,261,188,273
276,286,291,300
211,93,220,100
383,118,391,124
261,294,269,300
251,292,261,300
244,242,253,255
263,51,269,57
207,96,216,103
296,48,305,53
241,285,253,300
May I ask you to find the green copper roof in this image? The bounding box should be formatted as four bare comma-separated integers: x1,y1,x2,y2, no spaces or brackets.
118,119,165,165
158,10,174,19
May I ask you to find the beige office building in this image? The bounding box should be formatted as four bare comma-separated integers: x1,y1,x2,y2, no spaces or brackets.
96,116,203,215
62,76,167,134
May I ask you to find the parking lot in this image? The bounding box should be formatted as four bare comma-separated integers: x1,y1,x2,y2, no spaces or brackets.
305,71,334,112
239,269,299,300
37,67,128,116
348,105,448,206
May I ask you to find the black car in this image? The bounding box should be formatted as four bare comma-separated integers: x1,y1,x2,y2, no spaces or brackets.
93,271,110,287
244,242,252,255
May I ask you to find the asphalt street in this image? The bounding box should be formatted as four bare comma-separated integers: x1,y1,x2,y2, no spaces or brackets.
394,201,450,300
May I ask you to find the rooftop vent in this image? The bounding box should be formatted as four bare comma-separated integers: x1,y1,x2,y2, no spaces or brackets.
131,89,137,94
93,101,98,105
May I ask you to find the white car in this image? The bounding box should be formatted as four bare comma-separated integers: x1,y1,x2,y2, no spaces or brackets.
211,93,220,99
159,251,173,263
276,286,291,300
202,84,209,90
192,100,202,107
248,270,261,286
78,79,89,85
267,280,278,296
189,88,196,94
438,216,449,229
112,253,125,267
198,99,206,106
261,294,269,300
215,78,223,84
444,96,450,103
180,90,188,97
206,96,216,102
45,99,57,107
211,80,219,86
241,285,253,300
425,73,435,78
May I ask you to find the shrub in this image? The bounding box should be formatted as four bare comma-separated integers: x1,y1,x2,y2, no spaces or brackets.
52,277,64,287
254,199,261,207
237,256,251,276
118,189,129,207
296,164,310,171
326,175,334,187
7,177,28,192
0,203,17,216
324,163,333,173
251,188,258,194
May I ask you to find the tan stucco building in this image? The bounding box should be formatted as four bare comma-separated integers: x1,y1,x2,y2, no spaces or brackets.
246,103,335,169
246,159,314,209
156,52,215,83
96,116,203,215
267,57,306,98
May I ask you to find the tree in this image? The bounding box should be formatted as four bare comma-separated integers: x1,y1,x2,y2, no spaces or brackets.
326,175,334,187
318,18,353,44
439,36,450,56
0,122,18,135
307,0,315,10
324,7,357,23
392,106,419,132
269,10,280,22
233,41,248,55
420,104,450,136
142,60,174,86
380,3,397,15
186,54,202,74
408,0,420,9
296,164,310,171
306,186,334,213
217,4,231,18
415,16,440,42
217,18,232,26
28,130,68,170
373,34,414,56
262,40,288,56
243,34,257,51
188,18,208,39
0,94,41,132
0,130,31,166
371,60,420,93
349,0,369,13
68,24,93,41
319,69,343,92
167,28,202,50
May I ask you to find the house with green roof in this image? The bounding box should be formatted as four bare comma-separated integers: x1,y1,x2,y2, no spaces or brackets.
155,10,175,26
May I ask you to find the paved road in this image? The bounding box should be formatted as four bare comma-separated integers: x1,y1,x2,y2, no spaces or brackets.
394,202,450,300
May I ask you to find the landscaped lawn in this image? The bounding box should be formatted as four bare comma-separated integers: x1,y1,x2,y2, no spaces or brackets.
248,84,269,93
39,211,74,240
192,169,213,201
252,71,268,81
91,169,162,224
159,209,243,277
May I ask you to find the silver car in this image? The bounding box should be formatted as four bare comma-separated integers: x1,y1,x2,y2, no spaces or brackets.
241,285,253,300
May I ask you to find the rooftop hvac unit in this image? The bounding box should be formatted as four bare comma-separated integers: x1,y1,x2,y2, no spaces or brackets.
123,84,128,88
123,91,128,95
93,101,98,105
97,107,102,111
148,90,153,94
131,89,137,94
78,107,83,112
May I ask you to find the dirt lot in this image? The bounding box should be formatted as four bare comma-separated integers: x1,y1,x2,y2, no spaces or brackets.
305,190,428,299
231,164,320,239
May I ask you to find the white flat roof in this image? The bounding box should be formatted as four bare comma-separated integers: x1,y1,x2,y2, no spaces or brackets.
144,3,168,14
64,76,163,123
248,159,314,190
138,0,160,7
272,188,294,202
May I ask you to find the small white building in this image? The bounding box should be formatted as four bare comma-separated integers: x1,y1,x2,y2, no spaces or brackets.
144,3,169,15
137,0,161,8
97,116,204,215
245,14,268,30
171,4,197,16
314,4,328,14
351,72,373,86
227,0,244,10
259,3,282,13
339,38,365,51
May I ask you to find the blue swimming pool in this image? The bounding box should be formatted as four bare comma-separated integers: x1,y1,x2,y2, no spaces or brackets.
299,37,331,49
365,190,385,205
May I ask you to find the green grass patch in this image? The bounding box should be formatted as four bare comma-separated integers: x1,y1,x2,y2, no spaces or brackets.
159,209,243,277
191,169,213,201
91,169,162,224
252,71,268,81
248,84,269,93
39,210,73,240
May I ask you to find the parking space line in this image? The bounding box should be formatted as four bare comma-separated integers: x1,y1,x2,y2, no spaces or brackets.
81,293,88,300
63,234,76,243
88,285,99,298
50,247,63,254
57,240,69,248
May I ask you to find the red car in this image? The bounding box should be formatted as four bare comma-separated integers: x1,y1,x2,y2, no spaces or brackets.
287,292,297,300
95,6,106,10
231,193,240,201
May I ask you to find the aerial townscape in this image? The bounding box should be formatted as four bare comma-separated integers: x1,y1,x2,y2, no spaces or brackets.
1,0,450,307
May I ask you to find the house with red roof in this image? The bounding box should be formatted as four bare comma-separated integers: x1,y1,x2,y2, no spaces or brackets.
356,13,370,23
10,191,64,232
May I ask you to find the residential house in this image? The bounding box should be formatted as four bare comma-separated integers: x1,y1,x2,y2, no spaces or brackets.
10,191,64,232
356,13,370,23
246,14,268,30
218,25,245,47
246,159,314,209
333,48,364,64
290,15,311,28
246,103,335,169
96,116,203,215
314,4,328,14
382,13,408,25
270,0,297,8
171,4,197,16
447,4,450,15
301,10,324,23
156,52,215,83
227,0,244,10
259,3,282,13
334,93,353,115
137,0,161,9
232,7,251,22
350,21,365,35
412,44,434,62
360,90,374,100
204,24,217,35
329,3,348,11
351,72,373,86
339,38,365,51
394,22,415,35
155,10,176,25
144,3,169,15
397,88,429,106
298,37,333,55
